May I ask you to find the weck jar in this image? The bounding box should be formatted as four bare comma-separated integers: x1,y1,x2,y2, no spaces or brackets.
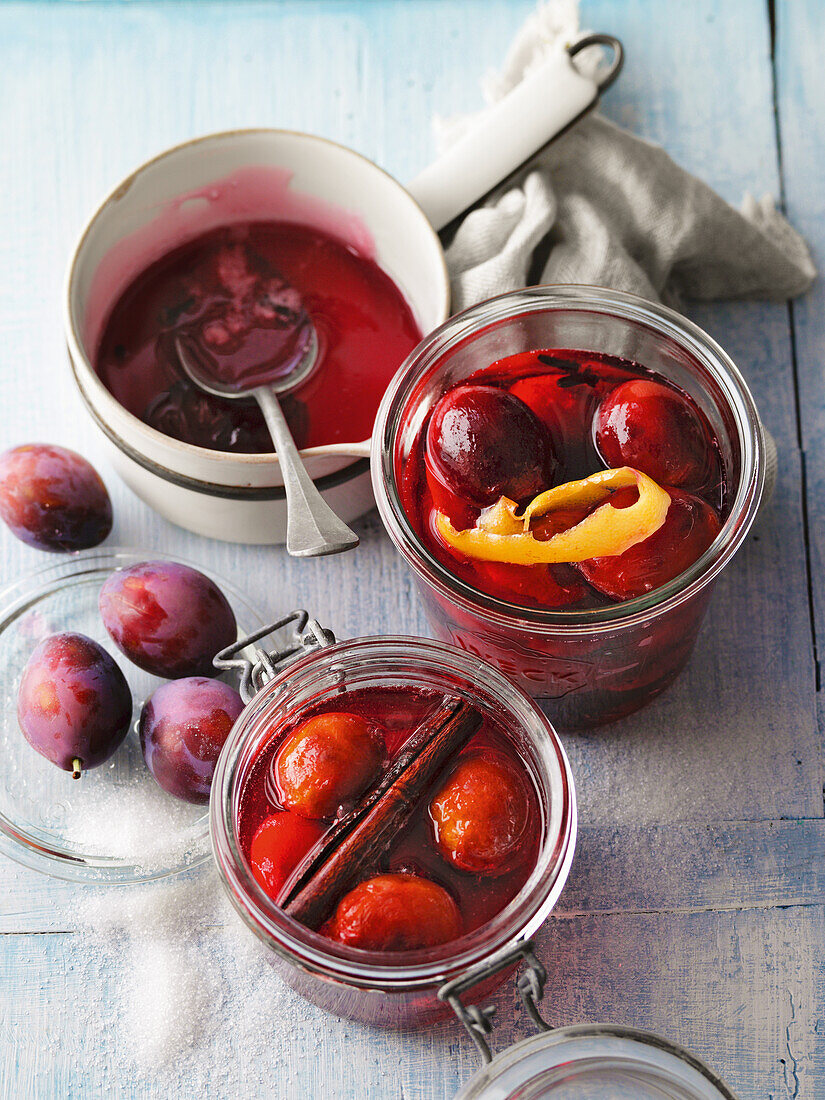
210,614,576,1027
371,286,766,728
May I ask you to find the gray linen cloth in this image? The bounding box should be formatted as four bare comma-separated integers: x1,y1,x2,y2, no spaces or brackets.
445,114,814,313
439,2,816,499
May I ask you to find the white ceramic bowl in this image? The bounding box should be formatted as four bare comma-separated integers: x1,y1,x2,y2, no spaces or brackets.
63,43,617,544
64,130,450,543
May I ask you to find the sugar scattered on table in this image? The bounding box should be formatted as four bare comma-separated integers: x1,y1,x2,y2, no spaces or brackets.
70,869,323,1091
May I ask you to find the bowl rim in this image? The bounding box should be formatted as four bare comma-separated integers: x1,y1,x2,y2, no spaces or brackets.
63,126,451,473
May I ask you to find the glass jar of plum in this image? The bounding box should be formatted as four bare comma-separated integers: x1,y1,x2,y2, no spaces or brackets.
210,617,576,1027
372,286,766,728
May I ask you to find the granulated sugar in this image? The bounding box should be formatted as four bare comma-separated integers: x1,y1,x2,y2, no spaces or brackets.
71,870,322,1092
21,860,465,1098
62,780,208,874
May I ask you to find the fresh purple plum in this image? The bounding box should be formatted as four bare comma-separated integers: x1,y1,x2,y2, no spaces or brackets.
425,384,557,509
99,560,237,678
0,444,113,552
139,676,244,803
17,632,132,776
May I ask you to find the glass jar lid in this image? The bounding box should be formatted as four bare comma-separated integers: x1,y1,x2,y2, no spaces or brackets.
455,1026,736,1100
0,548,261,883
445,942,737,1100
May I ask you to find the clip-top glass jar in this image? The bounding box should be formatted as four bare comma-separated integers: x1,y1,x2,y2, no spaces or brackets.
443,940,738,1099
372,286,766,729
210,611,576,1027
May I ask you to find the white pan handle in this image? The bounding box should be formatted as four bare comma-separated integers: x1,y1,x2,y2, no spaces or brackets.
315,36,623,465
406,34,623,232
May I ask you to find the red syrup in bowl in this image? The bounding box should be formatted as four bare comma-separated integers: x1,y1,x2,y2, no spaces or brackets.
237,686,541,953
401,349,726,611
94,221,422,453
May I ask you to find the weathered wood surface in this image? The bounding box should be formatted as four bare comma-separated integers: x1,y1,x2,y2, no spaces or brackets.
0,0,821,1097
776,0,825,727
3,819,822,934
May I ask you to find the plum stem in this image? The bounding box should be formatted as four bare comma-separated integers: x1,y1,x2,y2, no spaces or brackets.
71,757,82,780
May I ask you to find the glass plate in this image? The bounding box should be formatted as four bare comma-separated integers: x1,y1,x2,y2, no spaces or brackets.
0,547,262,884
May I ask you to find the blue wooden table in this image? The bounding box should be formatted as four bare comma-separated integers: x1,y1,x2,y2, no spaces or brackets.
0,1,823,1096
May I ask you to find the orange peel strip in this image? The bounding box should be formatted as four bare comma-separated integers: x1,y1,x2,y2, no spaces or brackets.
434,467,671,565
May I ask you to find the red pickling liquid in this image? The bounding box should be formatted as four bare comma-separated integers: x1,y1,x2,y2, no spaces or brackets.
94,221,422,453
237,686,541,950
401,349,726,611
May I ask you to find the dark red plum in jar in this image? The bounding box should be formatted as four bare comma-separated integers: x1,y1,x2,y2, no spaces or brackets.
470,561,585,609
595,379,713,489
0,444,112,552
17,632,131,776
99,561,237,678
425,384,557,514
324,873,463,951
429,751,530,875
275,713,385,820
403,349,725,615
578,487,722,601
139,677,244,803
249,812,326,900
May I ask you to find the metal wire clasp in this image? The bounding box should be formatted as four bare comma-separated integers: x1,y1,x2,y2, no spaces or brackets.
438,939,551,1064
213,609,335,703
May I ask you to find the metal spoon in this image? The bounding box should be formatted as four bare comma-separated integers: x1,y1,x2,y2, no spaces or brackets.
175,330,360,557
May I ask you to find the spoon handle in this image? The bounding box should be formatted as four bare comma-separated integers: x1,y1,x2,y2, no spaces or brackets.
255,386,360,557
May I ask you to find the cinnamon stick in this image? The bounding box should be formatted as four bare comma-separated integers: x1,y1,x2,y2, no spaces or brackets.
282,695,482,930
278,696,465,906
